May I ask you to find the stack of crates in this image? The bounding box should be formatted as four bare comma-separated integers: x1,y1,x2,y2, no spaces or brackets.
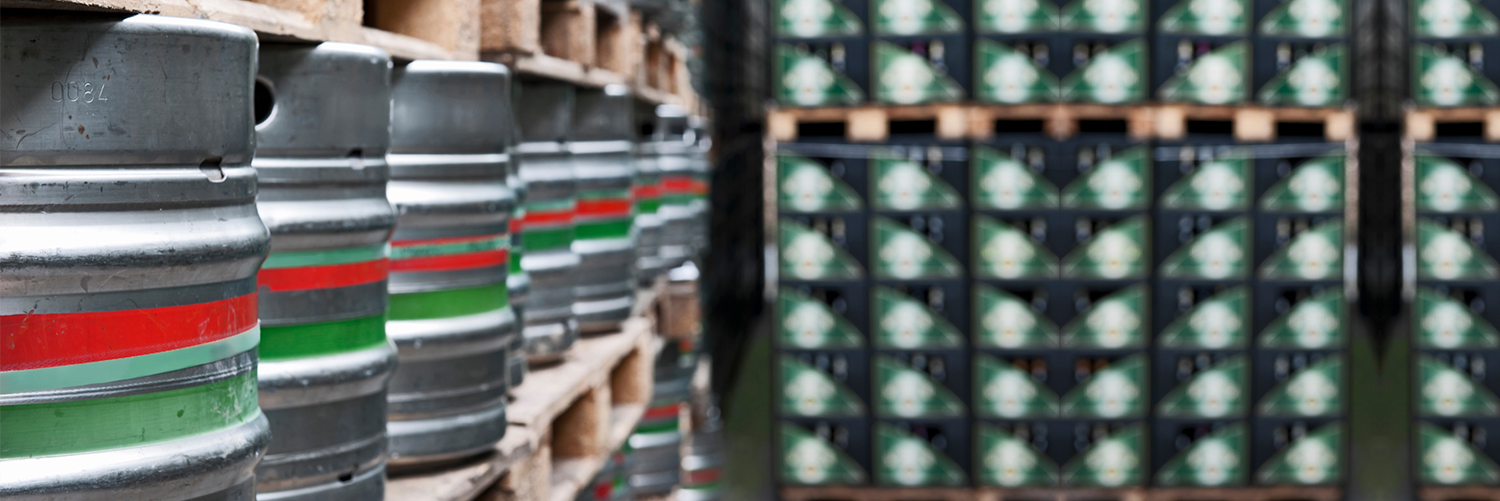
1410,0,1500,107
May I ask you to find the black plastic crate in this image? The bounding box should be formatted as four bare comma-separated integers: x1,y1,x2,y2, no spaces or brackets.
1054,36,1150,105
1250,349,1343,418
872,350,971,418
974,420,1153,488
1253,149,1346,214
970,142,1065,210
870,35,972,105
1417,350,1500,419
778,418,874,485
1418,214,1500,282
780,213,872,283
872,418,974,486
1151,351,1252,419
868,0,971,36
1152,282,1253,349
1153,212,1255,281
1250,282,1346,349
1415,417,1500,486
1251,214,1344,282
777,283,872,350
1155,145,1255,212
775,40,872,108
1150,419,1252,487
866,143,968,210
776,147,870,214
1248,418,1343,486
774,0,870,39
1414,284,1500,351
778,350,873,419
870,211,969,280
871,281,970,349
1152,35,1254,105
972,351,1149,419
1249,39,1350,108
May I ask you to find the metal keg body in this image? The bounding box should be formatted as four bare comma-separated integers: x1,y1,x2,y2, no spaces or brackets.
251,42,399,500
385,61,517,466
516,81,581,362
0,15,270,500
632,105,677,286
654,108,697,270
570,86,638,335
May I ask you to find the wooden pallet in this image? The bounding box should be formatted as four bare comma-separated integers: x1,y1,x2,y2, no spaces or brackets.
1419,486,1500,501
1146,486,1341,501
768,105,971,142
1153,105,1354,143
2,0,695,107
385,281,678,501
969,104,1153,141
782,486,1149,501
1407,107,1500,142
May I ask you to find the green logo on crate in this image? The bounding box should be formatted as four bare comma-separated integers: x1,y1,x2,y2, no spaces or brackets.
1061,147,1150,209
1418,218,1500,280
1259,355,1342,417
874,422,968,486
870,152,963,210
1059,0,1145,32
1260,154,1345,212
1415,44,1500,107
1156,424,1248,487
778,0,865,37
873,41,965,105
777,287,865,349
977,424,1060,487
1062,216,1150,279
872,217,964,279
1259,45,1347,107
1160,41,1249,105
1419,355,1500,417
1061,285,1148,349
873,286,964,349
1158,356,1249,418
975,354,1061,418
873,0,966,34
1419,422,1500,485
776,44,866,107
1259,289,1345,349
1157,0,1249,35
1259,0,1346,37
1061,424,1146,487
1062,354,1148,418
1160,286,1250,349
1059,39,1147,104
972,146,1061,209
975,285,1060,349
1256,422,1342,485
780,422,868,485
778,152,863,213
778,355,866,417
977,0,1061,32
1161,217,1251,280
1416,288,1500,349
1417,153,1500,212
1160,154,1252,211
1414,0,1500,37
976,39,1060,104
1259,219,1343,281
973,216,1060,279
779,218,864,280
873,355,966,418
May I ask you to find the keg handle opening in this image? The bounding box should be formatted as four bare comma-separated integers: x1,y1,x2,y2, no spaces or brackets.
200,157,226,183
253,77,276,127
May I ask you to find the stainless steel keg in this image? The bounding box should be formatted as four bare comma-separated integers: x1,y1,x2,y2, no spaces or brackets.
385,61,516,466
679,406,726,501
0,14,270,500
625,341,694,495
654,109,696,270
515,81,580,362
252,42,398,500
506,125,531,389
687,120,711,261
631,106,670,286
570,86,637,334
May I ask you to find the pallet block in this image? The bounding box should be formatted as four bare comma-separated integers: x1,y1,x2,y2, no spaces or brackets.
540,0,595,66
1418,486,1500,501
1407,108,1500,143
658,277,700,340
1147,487,1341,501
596,10,642,77
368,0,480,55
980,488,1149,501
481,0,541,54
1154,105,1354,142
385,430,535,501
768,105,970,142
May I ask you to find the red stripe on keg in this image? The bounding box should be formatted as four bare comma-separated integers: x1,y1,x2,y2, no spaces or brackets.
0,293,258,371
257,259,388,292
661,176,696,194
390,249,510,272
523,209,574,227
391,234,500,248
644,403,681,420
576,198,632,218
685,467,721,485
633,185,660,200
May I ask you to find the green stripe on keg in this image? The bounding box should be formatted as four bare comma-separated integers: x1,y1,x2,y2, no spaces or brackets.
262,243,389,269
390,236,507,260
526,198,575,214
388,283,510,321
259,315,388,361
577,220,633,240
637,198,661,214
523,226,576,252
635,418,681,435
0,369,260,458
0,327,260,395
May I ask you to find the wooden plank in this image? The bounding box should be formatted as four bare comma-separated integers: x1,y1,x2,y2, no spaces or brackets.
1148,486,1341,501
507,318,653,433
385,428,535,501
1418,486,1500,501
480,0,540,54
547,404,648,501
540,0,595,66
596,10,642,77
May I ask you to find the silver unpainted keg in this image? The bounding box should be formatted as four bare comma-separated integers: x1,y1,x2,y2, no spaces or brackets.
570,86,637,334
0,14,270,500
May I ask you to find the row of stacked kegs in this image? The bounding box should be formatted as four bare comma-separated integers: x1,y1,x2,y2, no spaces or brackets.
0,13,710,501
